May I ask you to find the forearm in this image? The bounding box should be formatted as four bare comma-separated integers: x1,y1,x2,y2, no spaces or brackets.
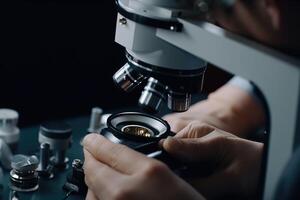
194,83,266,137
164,77,266,138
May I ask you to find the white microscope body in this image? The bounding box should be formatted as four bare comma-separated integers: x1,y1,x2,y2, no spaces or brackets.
113,0,300,199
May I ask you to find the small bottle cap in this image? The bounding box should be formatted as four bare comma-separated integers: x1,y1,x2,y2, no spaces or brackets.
0,109,18,121
0,109,20,145
11,155,39,172
40,122,72,139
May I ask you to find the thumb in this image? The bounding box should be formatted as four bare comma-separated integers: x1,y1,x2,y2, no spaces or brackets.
162,133,221,163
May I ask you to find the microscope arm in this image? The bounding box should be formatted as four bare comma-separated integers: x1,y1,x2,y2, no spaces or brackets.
156,19,300,200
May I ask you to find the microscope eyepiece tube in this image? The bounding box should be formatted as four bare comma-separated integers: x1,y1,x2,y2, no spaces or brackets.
113,63,146,92
139,78,168,114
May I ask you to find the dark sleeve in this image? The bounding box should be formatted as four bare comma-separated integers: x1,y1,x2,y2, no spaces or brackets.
275,147,300,200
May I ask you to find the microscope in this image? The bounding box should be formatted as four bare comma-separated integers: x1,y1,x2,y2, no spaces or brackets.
108,0,300,200
113,0,208,113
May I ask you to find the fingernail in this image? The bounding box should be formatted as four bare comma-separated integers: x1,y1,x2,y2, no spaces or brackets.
159,136,174,146
165,136,175,143
158,139,165,147
82,133,99,146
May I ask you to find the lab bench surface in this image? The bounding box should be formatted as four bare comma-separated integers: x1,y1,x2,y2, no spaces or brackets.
3,116,89,200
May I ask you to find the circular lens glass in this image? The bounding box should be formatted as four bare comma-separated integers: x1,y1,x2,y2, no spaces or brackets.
121,125,154,138
107,112,170,142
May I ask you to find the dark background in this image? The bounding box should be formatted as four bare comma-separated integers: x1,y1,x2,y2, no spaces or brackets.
0,1,231,127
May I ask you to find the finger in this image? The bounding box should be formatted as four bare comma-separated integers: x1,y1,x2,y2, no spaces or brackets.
170,119,189,133
83,149,125,199
83,134,151,174
175,122,215,139
86,190,98,200
162,131,223,163
163,115,190,133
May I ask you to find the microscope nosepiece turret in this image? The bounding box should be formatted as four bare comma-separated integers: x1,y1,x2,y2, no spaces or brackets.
113,0,208,113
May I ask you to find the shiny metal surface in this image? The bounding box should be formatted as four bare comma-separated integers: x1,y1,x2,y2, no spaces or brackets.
139,78,167,113
113,63,146,92
122,125,154,137
167,92,191,112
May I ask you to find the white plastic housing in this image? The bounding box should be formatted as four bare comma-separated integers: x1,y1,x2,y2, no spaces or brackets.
115,13,206,70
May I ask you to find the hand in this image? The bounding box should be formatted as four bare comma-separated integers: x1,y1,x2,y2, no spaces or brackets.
82,133,205,200
164,84,265,138
212,0,282,47
161,122,264,199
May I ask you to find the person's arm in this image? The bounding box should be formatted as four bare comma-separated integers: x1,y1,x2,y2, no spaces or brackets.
164,78,266,138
